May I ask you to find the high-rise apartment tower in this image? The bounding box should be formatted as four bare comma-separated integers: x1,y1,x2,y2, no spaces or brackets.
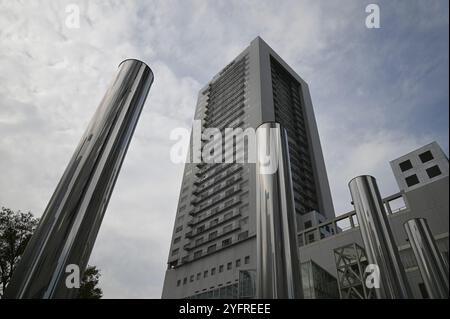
162,37,334,298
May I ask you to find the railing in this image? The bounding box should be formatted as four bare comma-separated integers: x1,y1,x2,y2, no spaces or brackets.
298,192,408,247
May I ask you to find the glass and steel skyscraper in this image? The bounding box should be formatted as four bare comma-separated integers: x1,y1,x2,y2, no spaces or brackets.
162,37,334,298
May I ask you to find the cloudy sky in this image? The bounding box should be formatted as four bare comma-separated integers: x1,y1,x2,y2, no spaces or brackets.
0,0,448,298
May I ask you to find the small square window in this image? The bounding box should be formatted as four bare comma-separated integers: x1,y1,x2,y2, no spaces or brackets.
244,256,250,264
426,165,441,178
219,265,224,273
211,267,216,275
236,259,241,267
405,174,420,187
222,238,232,247
238,231,248,241
419,151,434,163
304,221,312,229
227,262,232,270
399,160,413,172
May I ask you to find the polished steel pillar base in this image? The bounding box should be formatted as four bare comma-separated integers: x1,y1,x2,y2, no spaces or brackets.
349,175,411,299
4,59,153,299
404,218,449,299
256,122,303,299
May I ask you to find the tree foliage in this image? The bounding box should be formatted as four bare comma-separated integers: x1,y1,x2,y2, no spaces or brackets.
0,207,102,298
0,207,39,297
77,265,103,299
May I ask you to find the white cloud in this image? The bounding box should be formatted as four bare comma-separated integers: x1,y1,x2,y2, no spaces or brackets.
0,0,448,298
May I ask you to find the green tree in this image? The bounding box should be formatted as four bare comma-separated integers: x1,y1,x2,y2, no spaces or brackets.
0,207,102,298
0,207,39,297
77,265,103,299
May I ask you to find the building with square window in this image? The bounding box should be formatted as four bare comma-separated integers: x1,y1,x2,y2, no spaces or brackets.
390,141,449,191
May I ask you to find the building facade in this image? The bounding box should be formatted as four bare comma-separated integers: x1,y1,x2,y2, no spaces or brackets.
161,37,335,298
299,142,449,299
390,141,449,192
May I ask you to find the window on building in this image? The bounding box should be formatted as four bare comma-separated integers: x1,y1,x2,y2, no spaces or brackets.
209,231,218,240
197,273,201,280
238,231,248,241
236,259,241,267
239,217,248,227
190,275,194,282
194,250,202,258
227,262,232,270
197,225,205,233
173,236,181,244
177,279,181,287
207,244,217,253
419,151,434,163
224,211,233,220
304,221,312,229
244,256,250,264
219,265,224,273
405,174,420,187
426,165,442,179
222,238,232,247
204,270,208,278
175,225,183,233
223,224,232,233
224,199,233,207
399,160,413,172
171,248,179,256
210,218,219,227
183,278,187,285
211,267,216,275
195,237,204,246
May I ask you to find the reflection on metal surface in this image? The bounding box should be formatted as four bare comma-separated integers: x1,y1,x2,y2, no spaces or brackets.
4,59,153,299
404,218,449,299
256,122,303,299
349,175,411,299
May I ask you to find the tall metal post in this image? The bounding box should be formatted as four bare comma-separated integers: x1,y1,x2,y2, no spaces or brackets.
404,218,449,299
256,122,303,299
4,59,153,299
348,175,411,299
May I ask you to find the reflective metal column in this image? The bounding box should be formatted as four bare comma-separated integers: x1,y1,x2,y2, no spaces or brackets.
4,59,153,299
404,218,449,299
348,175,411,299
256,122,303,299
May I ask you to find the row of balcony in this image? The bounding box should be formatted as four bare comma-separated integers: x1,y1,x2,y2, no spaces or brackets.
184,221,242,250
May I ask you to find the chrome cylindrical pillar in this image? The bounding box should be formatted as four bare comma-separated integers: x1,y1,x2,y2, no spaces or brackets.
349,175,411,299
404,218,449,299
256,122,303,299
4,59,153,299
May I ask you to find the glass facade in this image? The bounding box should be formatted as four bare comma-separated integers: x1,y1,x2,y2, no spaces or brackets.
301,260,339,299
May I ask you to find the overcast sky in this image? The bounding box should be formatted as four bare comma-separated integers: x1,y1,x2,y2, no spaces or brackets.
0,0,448,298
